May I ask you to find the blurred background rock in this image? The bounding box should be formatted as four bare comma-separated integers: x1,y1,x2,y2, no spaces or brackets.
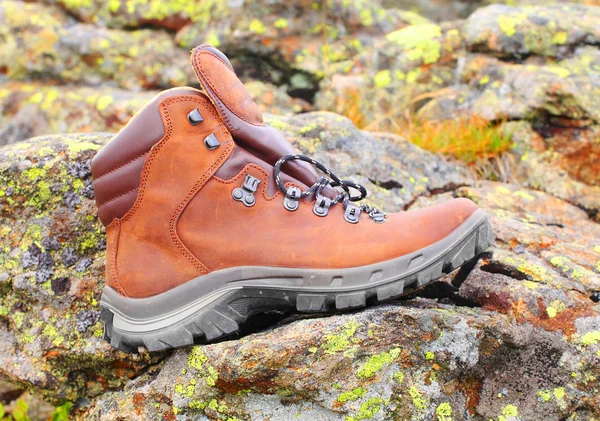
0,0,599,420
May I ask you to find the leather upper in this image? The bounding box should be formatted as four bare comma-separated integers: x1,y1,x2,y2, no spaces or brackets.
94,46,480,298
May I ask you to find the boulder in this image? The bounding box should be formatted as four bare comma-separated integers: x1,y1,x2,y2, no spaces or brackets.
463,4,600,58
265,112,471,212
315,3,600,228
1,112,599,419
174,0,428,96
0,1,194,90
0,81,312,146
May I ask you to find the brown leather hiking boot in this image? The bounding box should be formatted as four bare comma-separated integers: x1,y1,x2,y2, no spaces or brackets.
92,46,494,352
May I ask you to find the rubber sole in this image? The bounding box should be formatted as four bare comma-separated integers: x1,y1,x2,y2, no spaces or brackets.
101,209,494,352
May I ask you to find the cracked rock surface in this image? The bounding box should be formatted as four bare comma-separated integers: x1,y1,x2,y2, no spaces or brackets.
1,114,599,419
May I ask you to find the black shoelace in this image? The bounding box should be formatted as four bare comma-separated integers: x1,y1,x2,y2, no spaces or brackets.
273,154,386,223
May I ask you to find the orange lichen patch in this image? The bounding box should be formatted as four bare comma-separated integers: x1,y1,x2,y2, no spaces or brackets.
482,292,595,338
421,331,434,342
529,297,596,338
459,376,483,415
480,291,516,314
132,392,147,415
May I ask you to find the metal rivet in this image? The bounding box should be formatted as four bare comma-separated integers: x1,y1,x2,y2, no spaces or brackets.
204,133,220,150
284,186,301,211
313,195,331,217
187,108,204,125
344,204,361,224
232,174,260,207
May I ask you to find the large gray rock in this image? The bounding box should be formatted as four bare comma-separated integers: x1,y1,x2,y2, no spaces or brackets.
1,114,599,419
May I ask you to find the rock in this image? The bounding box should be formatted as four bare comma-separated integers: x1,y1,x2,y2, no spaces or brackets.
0,1,194,89
46,0,210,31
316,3,600,225
266,112,471,211
175,0,428,96
0,81,309,145
0,82,156,146
316,20,467,129
245,81,313,115
463,4,600,58
0,379,55,421
507,121,600,220
0,133,164,405
84,299,600,420
2,114,600,420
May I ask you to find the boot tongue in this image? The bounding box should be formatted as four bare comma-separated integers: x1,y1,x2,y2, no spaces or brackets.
190,45,265,129
190,45,324,190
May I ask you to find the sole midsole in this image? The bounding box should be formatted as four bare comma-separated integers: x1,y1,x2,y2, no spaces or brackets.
101,209,491,333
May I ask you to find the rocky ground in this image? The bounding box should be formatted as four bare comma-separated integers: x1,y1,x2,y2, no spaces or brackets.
1,116,599,420
0,0,599,420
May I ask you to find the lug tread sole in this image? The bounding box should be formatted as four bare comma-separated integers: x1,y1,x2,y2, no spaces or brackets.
102,218,494,352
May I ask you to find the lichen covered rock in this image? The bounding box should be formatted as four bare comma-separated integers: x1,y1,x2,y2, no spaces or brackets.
0,83,156,146
84,300,600,420
0,133,163,405
266,112,471,212
0,81,311,146
174,0,428,95
0,1,194,89
1,121,599,420
463,4,600,58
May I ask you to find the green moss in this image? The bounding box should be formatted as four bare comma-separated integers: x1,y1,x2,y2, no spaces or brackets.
43,324,64,346
581,331,600,346
546,66,571,78
67,141,101,155
386,24,442,64
80,231,100,251
408,386,426,410
205,31,220,47
425,351,435,360
553,387,565,400
552,31,568,45
188,346,208,370
392,370,404,383
248,19,266,35
174,380,195,397
347,397,384,421
189,400,208,410
274,18,288,29
537,390,551,402
357,348,401,378
498,404,518,421
374,70,391,88
436,402,453,421
96,95,114,111
12,312,25,329
24,167,47,181
322,320,361,356
338,387,367,403
498,15,519,37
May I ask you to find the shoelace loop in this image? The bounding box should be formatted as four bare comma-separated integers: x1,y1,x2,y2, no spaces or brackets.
273,154,386,223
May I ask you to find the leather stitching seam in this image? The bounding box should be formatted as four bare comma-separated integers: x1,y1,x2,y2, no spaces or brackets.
94,153,148,182
171,139,234,275
194,51,265,128
97,187,138,209
107,219,126,296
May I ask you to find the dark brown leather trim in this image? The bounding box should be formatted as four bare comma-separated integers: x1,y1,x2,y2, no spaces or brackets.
190,45,324,192
92,88,206,226
97,189,139,227
94,155,145,206
215,145,308,196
